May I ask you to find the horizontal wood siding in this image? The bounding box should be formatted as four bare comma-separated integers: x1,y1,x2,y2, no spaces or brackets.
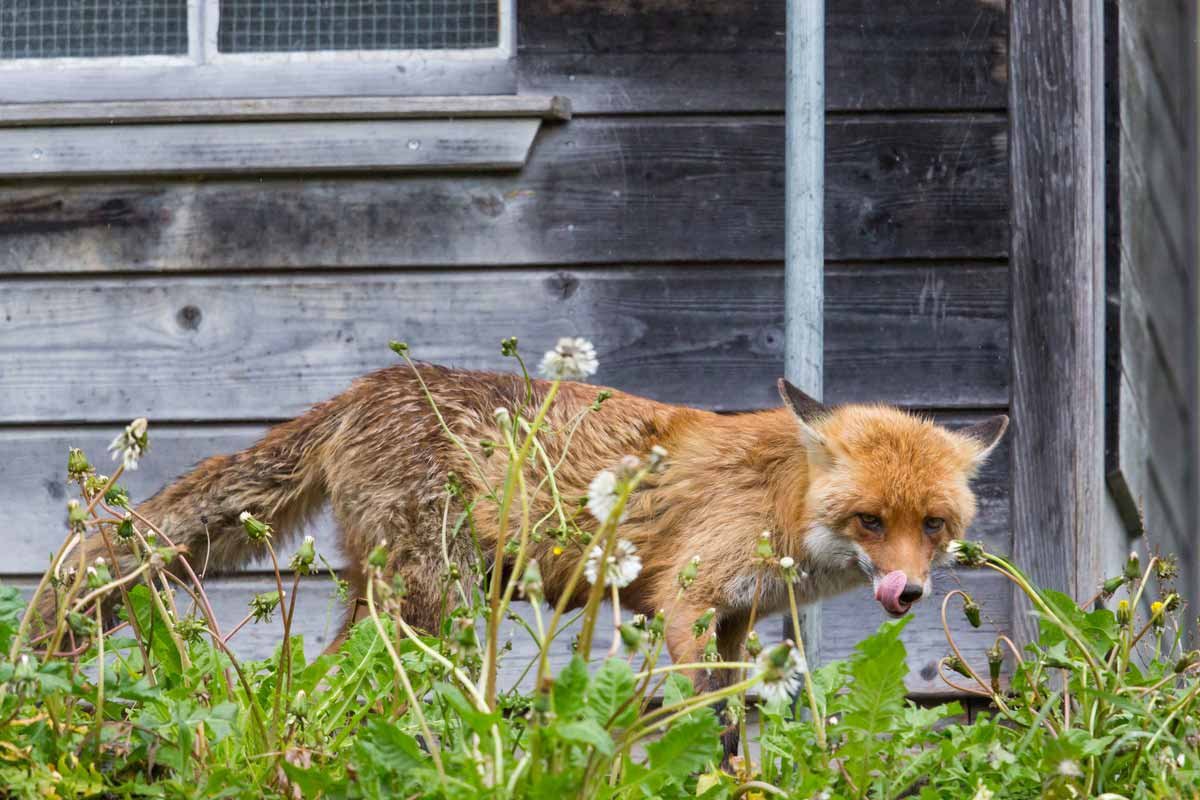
0,264,1008,423
517,0,1007,114
0,116,1007,273
0,1,1012,691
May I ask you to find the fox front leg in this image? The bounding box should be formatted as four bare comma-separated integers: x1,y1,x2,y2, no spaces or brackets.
665,606,751,766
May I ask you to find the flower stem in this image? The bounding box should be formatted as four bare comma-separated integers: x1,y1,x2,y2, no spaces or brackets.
785,579,826,750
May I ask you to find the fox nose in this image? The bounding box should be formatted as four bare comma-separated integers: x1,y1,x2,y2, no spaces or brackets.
898,583,924,605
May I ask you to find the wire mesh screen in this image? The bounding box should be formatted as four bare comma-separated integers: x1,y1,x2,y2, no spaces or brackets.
218,0,500,53
0,1,188,59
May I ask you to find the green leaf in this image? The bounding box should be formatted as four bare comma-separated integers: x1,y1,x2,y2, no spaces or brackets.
838,618,912,789
0,582,24,654
554,655,589,718
127,584,183,677
587,658,637,728
557,718,615,756
435,682,501,738
643,712,722,789
662,673,694,709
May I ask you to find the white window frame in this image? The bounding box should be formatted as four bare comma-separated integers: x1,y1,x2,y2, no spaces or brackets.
0,0,516,102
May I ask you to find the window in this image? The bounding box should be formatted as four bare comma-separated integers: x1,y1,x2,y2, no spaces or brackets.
0,0,516,102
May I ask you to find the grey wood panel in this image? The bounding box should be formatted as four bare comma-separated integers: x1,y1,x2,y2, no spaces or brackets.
0,119,541,179
1117,287,1191,529
1118,8,1190,280
517,0,1007,114
0,264,1008,424
0,97,572,127
0,116,1008,272
0,412,1010,578
1009,0,1107,647
0,58,516,104
5,568,1012,697
1107,0,1197,556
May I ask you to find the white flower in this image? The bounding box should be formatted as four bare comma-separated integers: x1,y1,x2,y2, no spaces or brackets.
587,469,626,524
755,644,806,704
538,337,598,380
108,417,149,471
1056,759,1082,778
584,539,642,588
970,784,994,800
779,556,795,569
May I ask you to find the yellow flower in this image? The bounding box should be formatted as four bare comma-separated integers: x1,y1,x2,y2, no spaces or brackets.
553,545,564,556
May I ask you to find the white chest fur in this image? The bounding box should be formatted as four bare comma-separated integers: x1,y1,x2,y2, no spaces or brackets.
722,525,872,615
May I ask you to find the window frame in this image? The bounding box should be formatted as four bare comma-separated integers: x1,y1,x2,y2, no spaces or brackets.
0,0,516,101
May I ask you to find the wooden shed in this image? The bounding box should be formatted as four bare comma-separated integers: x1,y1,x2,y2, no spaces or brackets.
0,0,1195,698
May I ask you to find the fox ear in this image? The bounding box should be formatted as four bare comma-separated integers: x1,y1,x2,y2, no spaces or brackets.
958,415,1009,464
777,378,832,461
777,378,828,422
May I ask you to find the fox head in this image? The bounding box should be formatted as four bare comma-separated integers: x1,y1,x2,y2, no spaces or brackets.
778,379,1007,617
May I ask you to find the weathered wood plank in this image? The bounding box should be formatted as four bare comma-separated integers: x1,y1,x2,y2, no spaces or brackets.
0,96,573,127
517,0,1007,114
0,58,516,104
5,568,1011,697
0,264,1008,423
1119,8,1190,277
1009,0,1107,646
0,411,1010,577
0,116,1008,272
0,119,542,178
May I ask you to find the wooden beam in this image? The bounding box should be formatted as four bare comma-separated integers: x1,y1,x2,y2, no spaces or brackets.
0,58,516,104
0,96,572,127
0,119,543,178
1009,0,1107,643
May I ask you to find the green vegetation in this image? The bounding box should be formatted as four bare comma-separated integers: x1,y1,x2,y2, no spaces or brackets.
1,340,1197,799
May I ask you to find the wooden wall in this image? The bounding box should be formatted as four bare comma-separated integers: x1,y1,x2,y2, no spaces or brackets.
1106,0,1200,608
0,0,1011,695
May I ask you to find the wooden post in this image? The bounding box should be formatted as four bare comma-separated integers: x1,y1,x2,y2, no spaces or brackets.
1009,0,1106,643
785,0,824,665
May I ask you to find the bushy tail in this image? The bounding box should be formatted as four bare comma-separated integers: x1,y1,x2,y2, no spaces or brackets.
43,398,344,623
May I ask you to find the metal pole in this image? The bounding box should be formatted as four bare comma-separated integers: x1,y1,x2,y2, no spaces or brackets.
785,0,824,666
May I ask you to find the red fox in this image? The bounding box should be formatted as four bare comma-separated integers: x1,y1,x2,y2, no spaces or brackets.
70,364,1006,682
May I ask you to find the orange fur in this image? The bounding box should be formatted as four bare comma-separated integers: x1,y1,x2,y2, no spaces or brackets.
63,364,1007,684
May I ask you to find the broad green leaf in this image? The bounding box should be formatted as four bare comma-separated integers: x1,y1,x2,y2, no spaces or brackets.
554,655,589,718
557,718,614,756
587,658,637,728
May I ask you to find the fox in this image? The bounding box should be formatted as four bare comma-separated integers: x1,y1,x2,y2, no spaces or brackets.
62,363,1005,704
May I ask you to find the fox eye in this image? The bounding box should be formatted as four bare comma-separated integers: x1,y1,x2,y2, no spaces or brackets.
924,517,946,535
857,513,883,533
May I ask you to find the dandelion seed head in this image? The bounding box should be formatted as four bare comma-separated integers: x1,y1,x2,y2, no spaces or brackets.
587,469,625,524
755,644,805,705
584,539,642,588
108,417,149,471
538,337,599,381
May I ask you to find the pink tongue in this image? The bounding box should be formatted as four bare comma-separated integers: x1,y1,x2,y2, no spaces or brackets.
875,570,909,615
